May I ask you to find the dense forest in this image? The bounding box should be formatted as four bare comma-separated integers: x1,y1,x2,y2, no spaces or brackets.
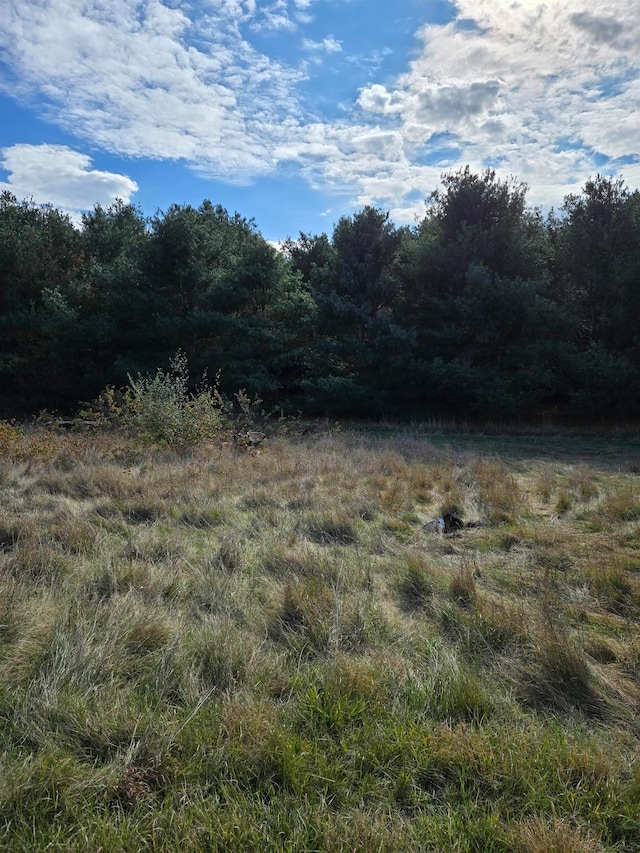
1,167,639,421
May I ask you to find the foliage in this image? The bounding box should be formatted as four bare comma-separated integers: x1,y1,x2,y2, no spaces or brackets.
0,192,83,413
84,351,280,448
0,420,21,456
426,165,546,284
125,352,228,446
1,171,640,421
85,351,227,447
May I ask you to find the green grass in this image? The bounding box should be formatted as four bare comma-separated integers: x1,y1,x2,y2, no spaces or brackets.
0,424,639,850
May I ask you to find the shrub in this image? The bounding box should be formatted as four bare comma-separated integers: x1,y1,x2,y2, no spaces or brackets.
81,351,229,447
0,420,21,456
84,351,277,448
125,351,227,447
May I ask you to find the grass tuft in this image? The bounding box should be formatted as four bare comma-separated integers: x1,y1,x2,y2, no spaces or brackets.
266,579,333,655
304,511,357,545
449,560,478,608
518,633,610,718
397,561,434,612
507,816,606,853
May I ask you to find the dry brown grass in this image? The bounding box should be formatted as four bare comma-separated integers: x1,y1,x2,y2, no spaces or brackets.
508,816,606,853
1,423,640,849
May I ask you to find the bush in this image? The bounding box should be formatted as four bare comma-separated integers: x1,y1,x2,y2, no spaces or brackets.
0,420,21,456
84,351,277,448
125,351,227,447
85,352,228,447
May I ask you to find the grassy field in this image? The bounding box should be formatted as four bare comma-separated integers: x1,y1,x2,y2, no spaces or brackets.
0,422,639,851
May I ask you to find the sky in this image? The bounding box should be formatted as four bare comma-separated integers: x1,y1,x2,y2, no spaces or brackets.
1,0,639,242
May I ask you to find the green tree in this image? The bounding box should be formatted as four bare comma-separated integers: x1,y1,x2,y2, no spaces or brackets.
396,168,563,418
282,232,336,295
76,200,154,389
551,176,640,350
427,166,548,288
0,193,82,413
143,201,317,405
440,265,573,416
546,176,640,418
287,207,410,414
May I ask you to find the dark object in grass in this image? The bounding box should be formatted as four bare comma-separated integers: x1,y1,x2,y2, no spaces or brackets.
423,511,466,535
234,431,266,448
443,512,464,532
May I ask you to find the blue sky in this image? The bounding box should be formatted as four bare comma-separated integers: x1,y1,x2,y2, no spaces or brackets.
1,0,639,242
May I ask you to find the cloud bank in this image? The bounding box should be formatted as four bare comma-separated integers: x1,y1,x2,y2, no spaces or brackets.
0,0,638,223
0,144,138,221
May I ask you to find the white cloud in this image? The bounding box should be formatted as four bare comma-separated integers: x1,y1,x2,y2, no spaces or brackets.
302,35,342,53
0,0,638,229
358,84,405,115
413,79,503,125
248,0,306,32
352,0,640,210
388,199,428,226
0,144,138,220
0,0,304,179
263,0,640,221
570,12,626,46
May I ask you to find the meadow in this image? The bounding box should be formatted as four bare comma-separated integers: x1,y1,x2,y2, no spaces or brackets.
0,421,639,851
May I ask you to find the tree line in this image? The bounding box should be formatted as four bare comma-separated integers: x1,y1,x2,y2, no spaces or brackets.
1,167,639,421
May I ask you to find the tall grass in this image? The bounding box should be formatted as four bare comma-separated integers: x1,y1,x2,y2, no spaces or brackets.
0,422,639,850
